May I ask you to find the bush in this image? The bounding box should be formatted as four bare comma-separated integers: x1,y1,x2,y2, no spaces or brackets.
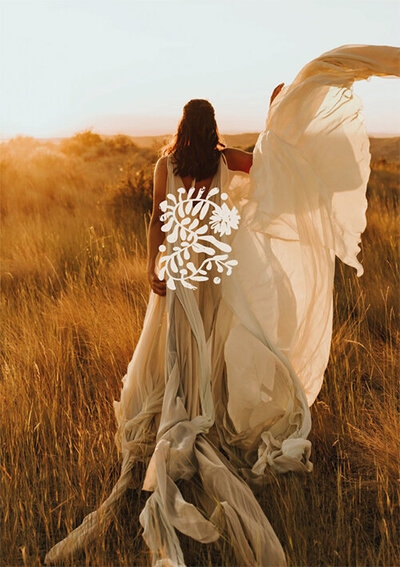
106,165,153,214
105,134,138,154
58,130,138,160
59,129,102,157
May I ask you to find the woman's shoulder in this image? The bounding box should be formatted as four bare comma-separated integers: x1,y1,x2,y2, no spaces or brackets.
154,155,169,175
221,147,253,174
156,154,169,166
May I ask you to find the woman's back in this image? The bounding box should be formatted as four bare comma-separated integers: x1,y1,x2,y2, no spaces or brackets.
172,147,253,194
157,150,240,293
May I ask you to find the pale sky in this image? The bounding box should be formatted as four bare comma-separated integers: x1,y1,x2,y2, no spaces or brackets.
1,0,399,139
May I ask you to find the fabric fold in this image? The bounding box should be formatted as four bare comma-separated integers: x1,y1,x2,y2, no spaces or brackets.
238,44,400,405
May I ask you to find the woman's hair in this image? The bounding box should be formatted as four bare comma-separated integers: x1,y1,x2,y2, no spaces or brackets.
160,99,226,180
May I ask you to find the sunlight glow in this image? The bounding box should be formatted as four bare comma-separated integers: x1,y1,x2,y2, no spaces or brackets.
1,0,399,139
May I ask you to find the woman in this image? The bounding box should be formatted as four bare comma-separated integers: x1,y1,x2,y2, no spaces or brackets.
146,84,284,298
44,44,399,567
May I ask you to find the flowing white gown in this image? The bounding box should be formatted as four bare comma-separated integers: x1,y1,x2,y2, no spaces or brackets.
44,44,400,567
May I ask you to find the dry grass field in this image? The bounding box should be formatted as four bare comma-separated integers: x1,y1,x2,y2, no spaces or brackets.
0,131,399,566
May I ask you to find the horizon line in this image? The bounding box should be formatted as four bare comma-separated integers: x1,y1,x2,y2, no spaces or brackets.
1,130,399,142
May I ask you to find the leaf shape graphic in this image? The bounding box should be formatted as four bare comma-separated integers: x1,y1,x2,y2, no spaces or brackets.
199,202,210,220
192,201,203,216
185,200,193,215
167,224,179,243
177,201,186,217
186,261,196,273
206,187,219,199
167,277,176,290
161,217,174,232
177,254,184,266
195,224,208,235
170,255,178,273
201,235,231,252
192,242,215,255
181,279,197,289
187,187,196,199
188,218,200,230
180,227,186,240
191,275,209,281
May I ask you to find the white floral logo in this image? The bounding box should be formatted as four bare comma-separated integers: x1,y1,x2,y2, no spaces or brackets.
157,186,240,290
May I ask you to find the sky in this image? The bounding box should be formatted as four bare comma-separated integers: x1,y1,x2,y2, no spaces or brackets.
0,0,399,139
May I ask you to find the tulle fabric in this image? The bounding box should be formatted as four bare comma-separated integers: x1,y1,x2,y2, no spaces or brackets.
44,44,400,566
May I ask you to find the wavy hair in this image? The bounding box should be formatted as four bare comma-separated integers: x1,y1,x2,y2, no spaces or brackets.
160,99,226,180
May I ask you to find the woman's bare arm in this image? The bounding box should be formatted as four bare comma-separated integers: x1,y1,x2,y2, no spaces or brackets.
222,147,253,173
146,156,167,296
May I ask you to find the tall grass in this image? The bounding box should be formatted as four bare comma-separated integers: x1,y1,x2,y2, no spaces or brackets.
0,134,398,566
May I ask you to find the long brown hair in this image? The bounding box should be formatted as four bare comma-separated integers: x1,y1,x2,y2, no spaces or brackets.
160,99,226,180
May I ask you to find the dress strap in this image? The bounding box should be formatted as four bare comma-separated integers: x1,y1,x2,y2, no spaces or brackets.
221,149,228,166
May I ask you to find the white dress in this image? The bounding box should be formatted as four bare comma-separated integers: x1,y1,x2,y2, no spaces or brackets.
44,44,400,567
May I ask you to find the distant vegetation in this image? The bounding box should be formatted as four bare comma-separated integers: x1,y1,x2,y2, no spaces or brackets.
0,130,398,566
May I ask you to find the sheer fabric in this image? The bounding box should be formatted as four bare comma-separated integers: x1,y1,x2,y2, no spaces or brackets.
44,44,400,566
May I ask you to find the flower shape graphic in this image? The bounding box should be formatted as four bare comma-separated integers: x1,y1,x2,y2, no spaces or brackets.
157,186,240,290
209,202,241,236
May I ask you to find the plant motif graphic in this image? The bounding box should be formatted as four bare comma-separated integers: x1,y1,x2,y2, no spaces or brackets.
157,186,240,290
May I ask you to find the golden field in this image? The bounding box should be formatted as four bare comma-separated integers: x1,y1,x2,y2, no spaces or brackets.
0,131,399,566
